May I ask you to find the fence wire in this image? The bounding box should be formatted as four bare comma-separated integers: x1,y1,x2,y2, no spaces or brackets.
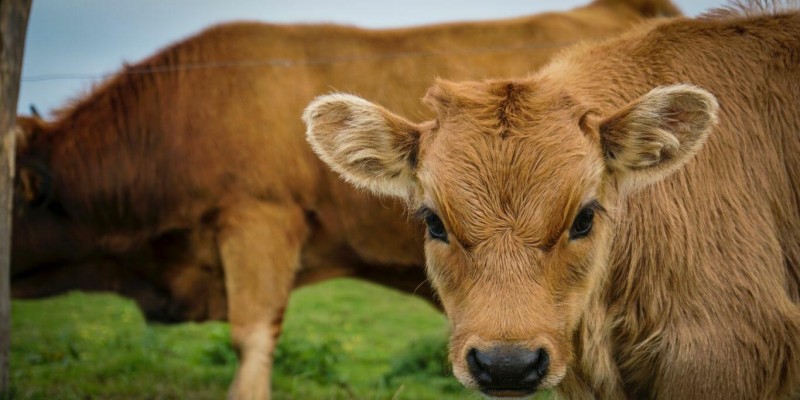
21,40,578,82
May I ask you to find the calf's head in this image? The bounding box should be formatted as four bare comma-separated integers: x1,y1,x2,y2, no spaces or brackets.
304,80,717,397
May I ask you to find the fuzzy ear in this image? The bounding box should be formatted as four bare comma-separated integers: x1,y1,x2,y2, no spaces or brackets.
599,84,718,194
303,93,421,198
16,162,52,207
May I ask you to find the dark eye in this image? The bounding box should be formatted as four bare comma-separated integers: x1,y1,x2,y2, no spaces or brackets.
569,205,595,240
424,212,448,243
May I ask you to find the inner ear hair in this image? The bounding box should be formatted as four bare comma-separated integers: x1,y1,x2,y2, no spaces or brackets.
599,84,719,192
303,93,423,199
18,165,49,207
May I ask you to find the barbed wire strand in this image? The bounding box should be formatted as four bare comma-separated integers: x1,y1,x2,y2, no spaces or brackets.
21,40,578,83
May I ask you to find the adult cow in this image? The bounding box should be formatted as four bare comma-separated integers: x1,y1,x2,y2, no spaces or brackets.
12,0,679,398
305,3,800,399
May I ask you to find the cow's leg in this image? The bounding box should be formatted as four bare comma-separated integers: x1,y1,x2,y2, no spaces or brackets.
217,200,307,400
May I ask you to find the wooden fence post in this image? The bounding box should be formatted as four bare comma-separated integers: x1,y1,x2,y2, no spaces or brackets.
0,0,33,394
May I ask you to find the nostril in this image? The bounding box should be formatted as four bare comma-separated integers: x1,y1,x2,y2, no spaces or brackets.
467,348,493,385
535,348,550,377
523,348,550,384
467,348,480,370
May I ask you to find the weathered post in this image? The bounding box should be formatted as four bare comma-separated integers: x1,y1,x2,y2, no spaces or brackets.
0,0,33,394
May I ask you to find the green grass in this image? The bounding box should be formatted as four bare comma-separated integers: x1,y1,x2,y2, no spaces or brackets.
8,278,550,399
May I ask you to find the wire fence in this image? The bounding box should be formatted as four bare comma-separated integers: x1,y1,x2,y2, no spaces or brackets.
21,40,578,83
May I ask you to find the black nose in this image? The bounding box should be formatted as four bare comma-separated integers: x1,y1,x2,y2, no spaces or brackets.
467,346,549,394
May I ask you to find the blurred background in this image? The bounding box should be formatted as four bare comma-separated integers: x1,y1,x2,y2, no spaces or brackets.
19,0,726,115
12,1,728,399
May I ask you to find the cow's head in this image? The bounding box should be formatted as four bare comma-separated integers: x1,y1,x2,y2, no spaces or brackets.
11,116,228,323
11,116,95,274
304,80,717,396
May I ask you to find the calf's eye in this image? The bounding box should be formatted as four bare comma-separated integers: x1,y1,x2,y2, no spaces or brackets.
569,206,595,240
424,212,448,243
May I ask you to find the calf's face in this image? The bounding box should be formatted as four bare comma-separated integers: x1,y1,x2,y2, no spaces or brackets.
304,80,717,397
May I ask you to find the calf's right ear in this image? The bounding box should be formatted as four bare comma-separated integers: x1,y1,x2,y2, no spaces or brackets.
303,94,421,199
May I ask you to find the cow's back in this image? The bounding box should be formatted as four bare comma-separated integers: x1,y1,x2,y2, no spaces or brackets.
109,3,660,264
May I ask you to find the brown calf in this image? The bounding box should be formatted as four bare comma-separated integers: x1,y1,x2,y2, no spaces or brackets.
305,4,800,399
11,0,679,398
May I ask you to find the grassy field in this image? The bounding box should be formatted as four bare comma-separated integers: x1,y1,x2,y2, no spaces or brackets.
8,278,551,399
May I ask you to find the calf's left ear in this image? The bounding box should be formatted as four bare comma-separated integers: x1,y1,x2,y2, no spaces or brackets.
303,94,422,199
599,84,718,194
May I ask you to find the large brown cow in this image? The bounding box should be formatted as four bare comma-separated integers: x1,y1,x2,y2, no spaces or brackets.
305,3,800,399
12,0,680,398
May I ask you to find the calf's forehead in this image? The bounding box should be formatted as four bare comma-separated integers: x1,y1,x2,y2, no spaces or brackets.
418,81,603,247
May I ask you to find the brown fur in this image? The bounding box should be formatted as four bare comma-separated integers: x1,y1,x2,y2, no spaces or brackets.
305,5,800,399
10,1,676,398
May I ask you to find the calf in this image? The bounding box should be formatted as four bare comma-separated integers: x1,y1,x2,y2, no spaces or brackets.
305,3,800,398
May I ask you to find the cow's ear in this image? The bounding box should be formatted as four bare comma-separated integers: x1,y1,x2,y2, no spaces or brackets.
16,162,52,207
599,84,718,194
304,94,421,199
15,116,45,153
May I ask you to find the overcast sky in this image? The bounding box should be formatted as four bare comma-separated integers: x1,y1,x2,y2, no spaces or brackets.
18,0,728,115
